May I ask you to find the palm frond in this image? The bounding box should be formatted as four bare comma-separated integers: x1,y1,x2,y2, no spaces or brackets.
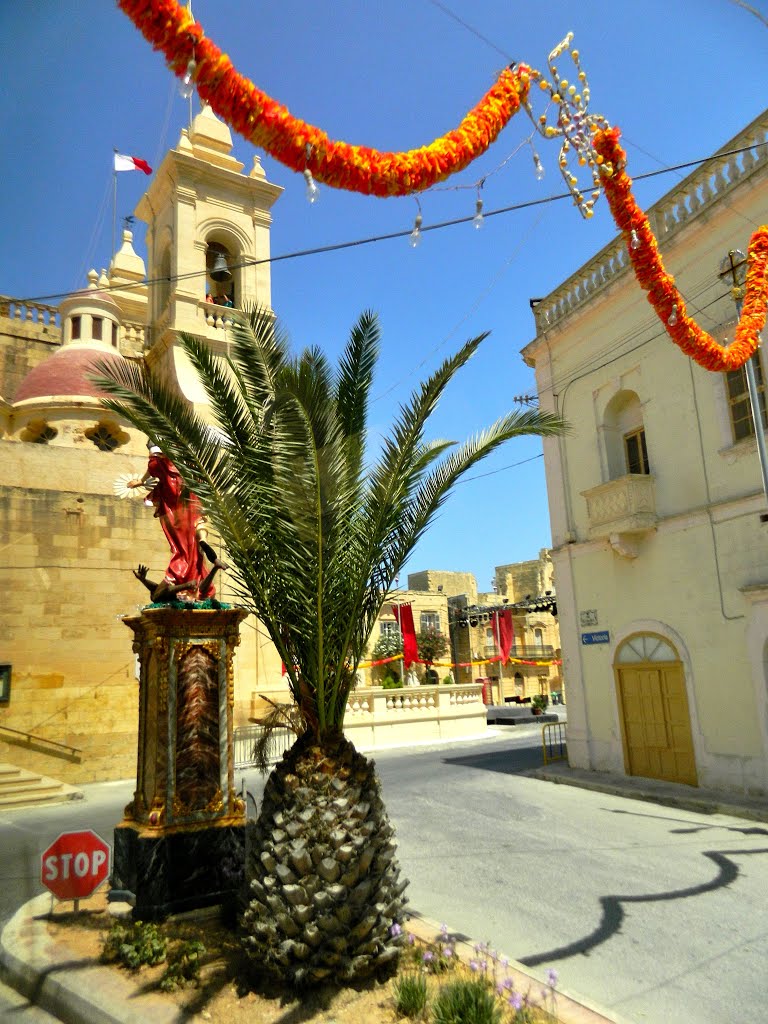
95,313,565,742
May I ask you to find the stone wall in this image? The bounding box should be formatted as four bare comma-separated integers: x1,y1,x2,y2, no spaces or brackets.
0,443,286,783
0,313,62,404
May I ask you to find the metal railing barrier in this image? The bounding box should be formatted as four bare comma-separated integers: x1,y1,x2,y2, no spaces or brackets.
542,721,567,765
233,723,293,770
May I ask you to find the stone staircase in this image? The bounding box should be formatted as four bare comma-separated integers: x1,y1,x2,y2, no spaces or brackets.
0,763,81,810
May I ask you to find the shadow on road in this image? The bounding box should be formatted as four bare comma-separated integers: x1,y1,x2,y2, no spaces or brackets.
518,845,768,967
442,743,544,776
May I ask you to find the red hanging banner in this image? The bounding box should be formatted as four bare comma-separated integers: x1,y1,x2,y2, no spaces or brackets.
392,603,418,669
492,609,514,663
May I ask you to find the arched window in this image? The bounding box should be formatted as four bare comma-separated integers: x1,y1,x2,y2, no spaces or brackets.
615,633,677,663
603,390,650,479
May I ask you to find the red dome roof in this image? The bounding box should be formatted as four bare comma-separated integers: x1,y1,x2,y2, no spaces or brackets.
14,347,125,404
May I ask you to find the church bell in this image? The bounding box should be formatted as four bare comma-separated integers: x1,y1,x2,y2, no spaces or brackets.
210,252,231,282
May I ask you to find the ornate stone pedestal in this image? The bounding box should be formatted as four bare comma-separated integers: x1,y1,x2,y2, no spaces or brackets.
111,605,248,919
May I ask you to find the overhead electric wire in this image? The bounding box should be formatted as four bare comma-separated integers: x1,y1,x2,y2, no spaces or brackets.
424,0,514,63
19,137,768,308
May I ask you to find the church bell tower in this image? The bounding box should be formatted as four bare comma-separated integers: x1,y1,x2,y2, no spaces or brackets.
135,105,282,410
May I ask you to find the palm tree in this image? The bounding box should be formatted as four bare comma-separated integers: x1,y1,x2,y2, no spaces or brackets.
97,306,564,986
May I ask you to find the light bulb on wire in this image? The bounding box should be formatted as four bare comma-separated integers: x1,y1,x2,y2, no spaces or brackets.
303,168,319,204
472,196,484,230
532,149,545,181
179,58,196,99
668,304,678,326
409,213,423,248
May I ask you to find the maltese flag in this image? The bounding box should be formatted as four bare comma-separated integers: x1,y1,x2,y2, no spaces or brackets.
114,153,152,175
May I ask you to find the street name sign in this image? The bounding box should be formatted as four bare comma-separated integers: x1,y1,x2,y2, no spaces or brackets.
581,631,610,645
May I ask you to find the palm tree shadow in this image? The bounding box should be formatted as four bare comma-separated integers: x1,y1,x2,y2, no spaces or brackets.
519,846,768,967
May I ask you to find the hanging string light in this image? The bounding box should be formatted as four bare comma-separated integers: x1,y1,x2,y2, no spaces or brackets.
179,56,196,99
530,144,545,181
409,209,423,248
473,186,485,230
303,145,319,204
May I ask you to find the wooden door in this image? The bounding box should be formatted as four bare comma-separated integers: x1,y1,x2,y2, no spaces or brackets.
616,663,697,786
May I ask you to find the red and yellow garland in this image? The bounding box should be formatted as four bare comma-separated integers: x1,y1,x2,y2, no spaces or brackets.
593,126,768,373
117,0,531,197
118,3,768,372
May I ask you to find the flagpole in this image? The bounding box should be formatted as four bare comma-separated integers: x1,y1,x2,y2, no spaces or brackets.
494,611,504,705
111,148,118,263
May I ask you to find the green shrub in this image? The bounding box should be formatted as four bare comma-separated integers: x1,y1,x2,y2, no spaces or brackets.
394,972,429,1017
531,693,549,712
382,674,404,689
431,977,502,1024
101,921,167,970
160,939,206,991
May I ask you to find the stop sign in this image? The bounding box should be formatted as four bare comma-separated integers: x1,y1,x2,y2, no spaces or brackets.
41,830,112,901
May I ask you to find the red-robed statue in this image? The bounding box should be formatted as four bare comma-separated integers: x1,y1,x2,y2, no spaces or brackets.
127,443,228,603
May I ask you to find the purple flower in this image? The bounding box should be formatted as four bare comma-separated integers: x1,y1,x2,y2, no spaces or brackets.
440,922,448,935
547,968,558,988
469,959,479,972
423,951,434,963
408,933,415,945
442,945,453,958
389,923,402,938
501,957,509,968
502,978,514,991
509,992,523,1010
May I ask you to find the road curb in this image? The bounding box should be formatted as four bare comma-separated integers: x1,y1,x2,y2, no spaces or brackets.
0,893,179,1024
528,767,768,823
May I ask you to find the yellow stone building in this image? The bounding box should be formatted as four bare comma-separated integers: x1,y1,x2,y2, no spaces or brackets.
356,558,561,703
523,109,768,794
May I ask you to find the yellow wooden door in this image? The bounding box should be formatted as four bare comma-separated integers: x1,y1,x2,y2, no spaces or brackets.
616,663,697,786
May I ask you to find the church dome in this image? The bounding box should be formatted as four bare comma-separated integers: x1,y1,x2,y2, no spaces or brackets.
14,345,125,404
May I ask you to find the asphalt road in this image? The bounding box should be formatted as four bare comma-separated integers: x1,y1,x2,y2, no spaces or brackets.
1,726,767,1024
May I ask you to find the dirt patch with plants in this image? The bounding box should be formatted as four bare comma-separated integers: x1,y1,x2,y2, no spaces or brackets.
44,891,562,1023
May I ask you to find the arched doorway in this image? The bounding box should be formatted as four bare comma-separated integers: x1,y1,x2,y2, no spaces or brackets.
614,633,697,786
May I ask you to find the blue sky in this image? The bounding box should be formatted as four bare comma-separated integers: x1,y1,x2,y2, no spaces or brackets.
2,1,766,590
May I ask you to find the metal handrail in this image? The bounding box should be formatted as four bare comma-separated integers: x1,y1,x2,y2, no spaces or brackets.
0,724,82,760
542,721,567,765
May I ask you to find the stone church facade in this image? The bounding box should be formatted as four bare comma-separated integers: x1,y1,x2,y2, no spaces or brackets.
0,107,287,783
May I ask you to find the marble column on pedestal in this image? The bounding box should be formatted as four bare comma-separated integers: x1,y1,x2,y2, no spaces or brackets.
111,605,248,920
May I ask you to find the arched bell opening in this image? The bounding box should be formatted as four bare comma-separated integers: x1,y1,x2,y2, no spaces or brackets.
205,240,237,310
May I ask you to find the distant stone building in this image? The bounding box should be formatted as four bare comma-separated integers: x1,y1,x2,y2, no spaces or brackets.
400,558,562,703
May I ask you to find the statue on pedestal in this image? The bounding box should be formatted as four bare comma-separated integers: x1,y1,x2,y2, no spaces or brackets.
119,442,228,603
